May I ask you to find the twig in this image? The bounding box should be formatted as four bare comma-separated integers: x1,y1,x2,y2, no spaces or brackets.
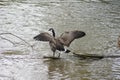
0,32,34,51
0,33,30,46
0,36,15,45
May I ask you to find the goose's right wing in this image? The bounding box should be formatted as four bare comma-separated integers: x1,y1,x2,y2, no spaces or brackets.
33,32,54,42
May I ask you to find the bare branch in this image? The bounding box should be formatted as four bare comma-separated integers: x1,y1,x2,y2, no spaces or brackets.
0,36,15,45
0,32,34,51
0,33,30,46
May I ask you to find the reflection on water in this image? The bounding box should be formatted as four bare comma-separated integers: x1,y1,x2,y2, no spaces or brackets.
44,57,113,80
112,58,120,79
0,0,120,80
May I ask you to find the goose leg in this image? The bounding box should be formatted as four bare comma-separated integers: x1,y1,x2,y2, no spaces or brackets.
58,53,60,58
53,52,55,57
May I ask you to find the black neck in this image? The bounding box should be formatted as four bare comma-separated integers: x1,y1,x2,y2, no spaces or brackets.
51,29,55,37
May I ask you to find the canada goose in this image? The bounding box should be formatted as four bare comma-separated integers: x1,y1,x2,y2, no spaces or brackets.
33,28,86,58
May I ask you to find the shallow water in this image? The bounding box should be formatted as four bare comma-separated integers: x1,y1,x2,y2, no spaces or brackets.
0,0,120,80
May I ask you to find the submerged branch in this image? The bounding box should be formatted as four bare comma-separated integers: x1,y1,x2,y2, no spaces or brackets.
73,53,120,59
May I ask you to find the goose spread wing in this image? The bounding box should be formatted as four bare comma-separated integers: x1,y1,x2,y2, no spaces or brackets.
33,32,54,42
58,30,86,47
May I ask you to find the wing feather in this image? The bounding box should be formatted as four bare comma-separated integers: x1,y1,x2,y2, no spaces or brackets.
59,30,85,47
33,32,54,42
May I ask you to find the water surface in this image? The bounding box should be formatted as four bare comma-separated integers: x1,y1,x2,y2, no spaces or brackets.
0,0,120,80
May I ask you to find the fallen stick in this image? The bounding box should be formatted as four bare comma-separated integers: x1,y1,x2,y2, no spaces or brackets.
43,56,61,59
73,53,120,59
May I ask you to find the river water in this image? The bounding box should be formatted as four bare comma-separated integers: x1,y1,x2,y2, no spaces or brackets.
0,0,120,80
